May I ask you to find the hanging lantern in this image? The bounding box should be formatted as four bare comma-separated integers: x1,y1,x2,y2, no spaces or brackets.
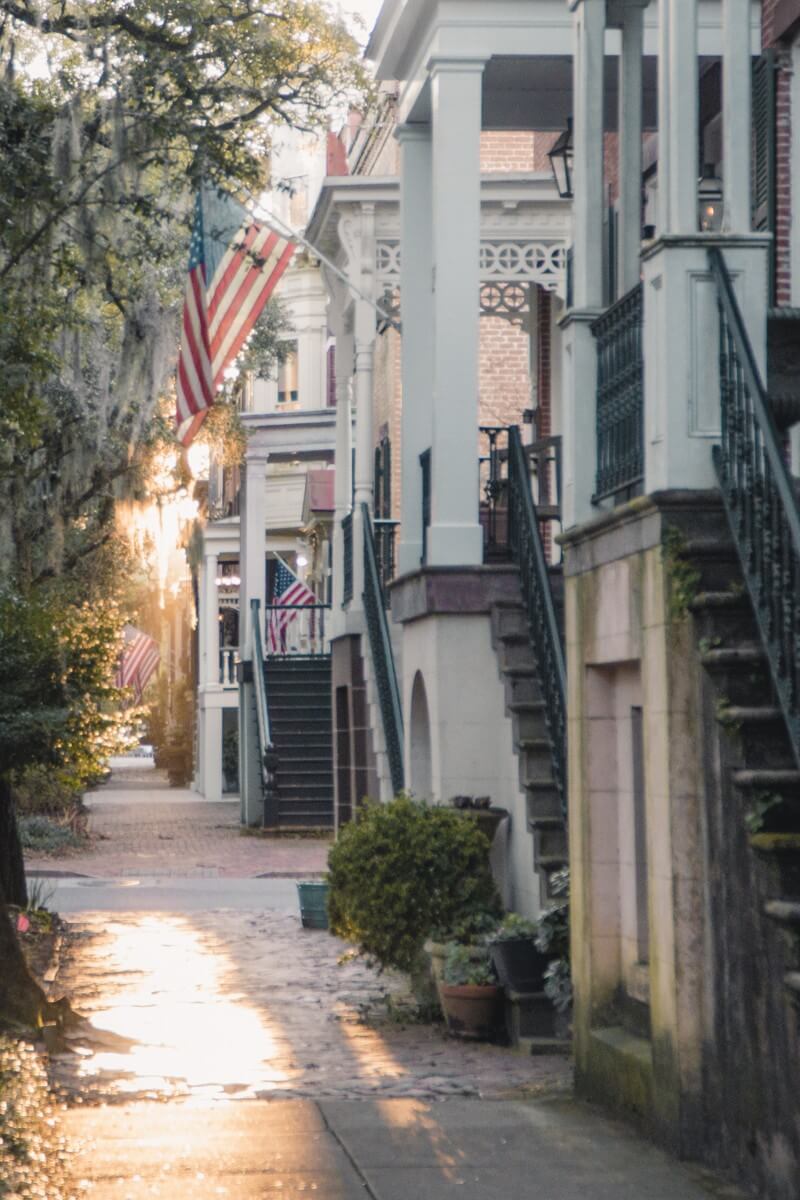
698,164,723,232
548,119,574,200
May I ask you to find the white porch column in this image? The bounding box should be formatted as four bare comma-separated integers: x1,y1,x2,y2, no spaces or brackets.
666,0,698,234
617,2,645,295
239,450,268,652
573,0,606,308
562,0,605,530
350,204,377,609
722,0,752,233
333,331,354,624
427,58,485,566
203,552,219,686
397,123,434,575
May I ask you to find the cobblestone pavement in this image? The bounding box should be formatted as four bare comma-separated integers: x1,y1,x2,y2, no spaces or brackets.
50,907,571,1107
25,762,330,879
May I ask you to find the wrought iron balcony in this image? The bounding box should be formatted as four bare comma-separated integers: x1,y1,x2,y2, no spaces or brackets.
373,519,399,597
342,512,353,605
591,283,644,504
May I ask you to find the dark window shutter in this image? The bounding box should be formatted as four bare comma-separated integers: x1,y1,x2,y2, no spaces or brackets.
752,51,777,298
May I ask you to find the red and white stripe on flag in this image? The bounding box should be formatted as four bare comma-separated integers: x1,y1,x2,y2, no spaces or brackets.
176,189,295,447
267,559,317,654
115,626,160,703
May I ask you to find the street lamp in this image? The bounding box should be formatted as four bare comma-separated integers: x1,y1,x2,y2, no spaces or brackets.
698,164,723,232
548,119,574,199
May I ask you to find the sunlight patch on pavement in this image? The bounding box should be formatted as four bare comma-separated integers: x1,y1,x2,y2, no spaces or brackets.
73,915,291,1101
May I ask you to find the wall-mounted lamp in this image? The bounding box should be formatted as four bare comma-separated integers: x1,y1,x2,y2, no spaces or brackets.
698,164,723,232
548,119,574,200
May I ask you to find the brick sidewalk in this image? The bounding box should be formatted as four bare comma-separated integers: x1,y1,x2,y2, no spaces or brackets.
25,765,331,880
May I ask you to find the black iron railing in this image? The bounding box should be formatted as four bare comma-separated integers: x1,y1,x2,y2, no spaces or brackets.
264,603,330,657
508,426,567,814
342,512,353,605
480,426,510,561
420,448,431,564
374,518,399,597
591,283,644,503
710,247,800,765
362,503,405,794
251,599,278,824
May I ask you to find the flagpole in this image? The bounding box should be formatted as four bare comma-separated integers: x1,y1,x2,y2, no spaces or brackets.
242,191,401,333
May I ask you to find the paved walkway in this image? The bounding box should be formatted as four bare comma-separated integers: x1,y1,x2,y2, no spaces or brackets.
32,766,748,1199
25,760,330,879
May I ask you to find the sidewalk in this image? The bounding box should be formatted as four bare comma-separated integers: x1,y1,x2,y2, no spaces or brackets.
62,1097,748,1199
25,763,330,880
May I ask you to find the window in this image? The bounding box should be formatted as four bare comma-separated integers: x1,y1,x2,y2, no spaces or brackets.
277,343,299,404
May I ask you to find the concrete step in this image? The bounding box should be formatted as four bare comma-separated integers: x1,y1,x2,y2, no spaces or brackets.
764,899,800,928
496,639,539,674
530,823,568,861
732,768,800,793
504,672,544,707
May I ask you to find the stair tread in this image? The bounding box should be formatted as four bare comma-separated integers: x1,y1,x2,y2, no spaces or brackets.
721,706,783,723
683,538,737,558
689,590,750,611
518,738,553,752
764,900,800,925
732,768,800,787
700,645,766,665
509,700,547,714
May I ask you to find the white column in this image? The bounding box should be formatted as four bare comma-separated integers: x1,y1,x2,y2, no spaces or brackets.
203,552,218,686
351,204,377,606
722,0,752,233
562,1,605,529
332,332,353,621
618,3,644,295
202,706,223,802
657,0,671,233
428,59,485,566
573,0,606,308
666,0,698,234
239,451,268,651
397,124,434,575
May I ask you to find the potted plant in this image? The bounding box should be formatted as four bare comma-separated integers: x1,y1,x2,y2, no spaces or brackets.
425,907,500,1001
439,941,502,1039
489,912,550,994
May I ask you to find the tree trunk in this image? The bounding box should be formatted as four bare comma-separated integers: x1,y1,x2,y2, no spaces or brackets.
0,775,27,908
0,876,51,1029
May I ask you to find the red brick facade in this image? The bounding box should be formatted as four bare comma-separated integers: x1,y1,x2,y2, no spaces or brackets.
763,0,795,303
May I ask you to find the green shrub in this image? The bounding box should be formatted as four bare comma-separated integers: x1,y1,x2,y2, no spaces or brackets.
12,764,82,817
441,942,495,986
17,815,82,853
327,796,500,974
535,867,572,1011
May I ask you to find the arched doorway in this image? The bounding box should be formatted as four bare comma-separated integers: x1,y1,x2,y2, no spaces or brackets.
409,671,432,800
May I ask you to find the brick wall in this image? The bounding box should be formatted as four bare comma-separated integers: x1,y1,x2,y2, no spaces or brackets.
478,317,530,427
479,131,559,173
763,0,794,303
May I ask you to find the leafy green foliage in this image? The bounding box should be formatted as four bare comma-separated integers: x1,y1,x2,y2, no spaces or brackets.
11,765,82,817
489,912,538,943
327,797,501,974
534,868,572,1012
17,815,82,853
441,942,495,987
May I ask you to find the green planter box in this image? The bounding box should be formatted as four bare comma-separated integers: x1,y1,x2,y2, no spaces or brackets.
297,881,329,930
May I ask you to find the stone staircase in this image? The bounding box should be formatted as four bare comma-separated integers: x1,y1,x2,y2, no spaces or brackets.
490,566,567,902
687,525,800,1007
264,656,334,829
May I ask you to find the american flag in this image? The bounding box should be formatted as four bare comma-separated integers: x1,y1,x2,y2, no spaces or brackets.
268,558,317,654
175,186,295,447
115,626,160,704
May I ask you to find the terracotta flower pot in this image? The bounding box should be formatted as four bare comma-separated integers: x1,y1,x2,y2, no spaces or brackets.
439,983,502,1039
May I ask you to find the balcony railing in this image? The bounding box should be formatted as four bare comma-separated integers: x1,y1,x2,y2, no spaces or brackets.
362,503,404,794
480,425,510,562
374,518,399,596
264,603,330,657
710,246,800,764
219,647,239,687
342,511,353,605
591,283,644,503
420,449,431,565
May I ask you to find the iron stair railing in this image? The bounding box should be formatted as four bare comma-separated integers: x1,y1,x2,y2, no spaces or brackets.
250,598,279,824
709,247,800,766
361,502,405,794
591,282,644,503
507,426,568,814
342,512,353,605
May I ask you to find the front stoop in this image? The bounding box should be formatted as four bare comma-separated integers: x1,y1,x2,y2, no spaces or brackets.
490,600,567,901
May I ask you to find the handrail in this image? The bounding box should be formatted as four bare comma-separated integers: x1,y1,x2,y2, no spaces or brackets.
507,426,567,814
361,502,405,794
591,282,644,503
251,598,278,822
709,247,800,764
